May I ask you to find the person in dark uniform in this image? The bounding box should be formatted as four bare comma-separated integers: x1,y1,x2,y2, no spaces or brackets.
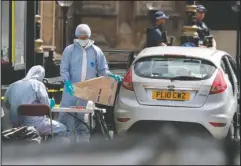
146,11,169,47
195,5,217,48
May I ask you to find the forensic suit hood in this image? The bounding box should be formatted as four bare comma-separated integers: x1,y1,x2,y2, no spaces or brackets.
23,65,45,81
4,66,49,126
75,24,91,38
4,66,67,135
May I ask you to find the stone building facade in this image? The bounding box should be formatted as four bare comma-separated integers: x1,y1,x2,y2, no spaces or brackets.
40,1,239,58
40,1,186,55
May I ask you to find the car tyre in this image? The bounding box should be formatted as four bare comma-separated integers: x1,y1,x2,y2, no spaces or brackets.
226,121,234,142
226,114,240,143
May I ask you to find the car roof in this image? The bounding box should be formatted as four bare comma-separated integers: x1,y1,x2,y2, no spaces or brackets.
135,46,230,67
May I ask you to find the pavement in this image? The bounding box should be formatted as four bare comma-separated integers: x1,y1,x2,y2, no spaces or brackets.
2,132,240,165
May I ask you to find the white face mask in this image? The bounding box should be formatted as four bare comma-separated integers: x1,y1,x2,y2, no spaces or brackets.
78,39,89,47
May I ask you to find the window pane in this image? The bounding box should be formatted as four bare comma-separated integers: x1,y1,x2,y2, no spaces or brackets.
13,1,26,70
134,56,216,80
1,1,10,63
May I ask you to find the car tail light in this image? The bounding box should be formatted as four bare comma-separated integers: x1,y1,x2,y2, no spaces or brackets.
117,118,130,122
122,68,134,91
209,69,227,94
209,122,226,127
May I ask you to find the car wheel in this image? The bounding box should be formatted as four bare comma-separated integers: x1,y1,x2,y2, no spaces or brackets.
224,120,240,164
226,114,240,143
226,121,234,142
233,112,240,142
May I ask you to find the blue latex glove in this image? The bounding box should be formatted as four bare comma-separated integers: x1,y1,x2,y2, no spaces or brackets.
48,98,56,108
181,42,196,47
108,74,123,83
64,80,74,96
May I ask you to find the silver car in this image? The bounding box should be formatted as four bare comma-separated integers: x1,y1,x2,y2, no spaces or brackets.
114,46,239,140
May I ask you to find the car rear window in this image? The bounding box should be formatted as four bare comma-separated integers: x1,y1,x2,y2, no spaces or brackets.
134,56,216,80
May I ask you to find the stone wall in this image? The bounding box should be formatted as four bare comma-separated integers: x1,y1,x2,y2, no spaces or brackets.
40,1,186,55
40,1,56,50
211,30,238,58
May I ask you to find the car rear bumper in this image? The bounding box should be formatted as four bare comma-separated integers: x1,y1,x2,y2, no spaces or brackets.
114,92,234,140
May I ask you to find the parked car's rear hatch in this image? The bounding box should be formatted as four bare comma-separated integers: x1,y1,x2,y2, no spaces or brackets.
132,55,217,108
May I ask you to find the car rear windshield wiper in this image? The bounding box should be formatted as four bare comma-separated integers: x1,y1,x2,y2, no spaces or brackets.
170,76,202,81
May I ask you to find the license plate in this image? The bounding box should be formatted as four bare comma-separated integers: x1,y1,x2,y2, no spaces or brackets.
152,90,190,101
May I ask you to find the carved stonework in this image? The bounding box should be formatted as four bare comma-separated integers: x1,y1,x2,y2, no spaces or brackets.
135,1,149,16
91,33,110,50
137,33,146,49
40,1,56,46
76,1,119,16
116,22,135,49
51,1,186,55
158,1,175,11
135,1,175,16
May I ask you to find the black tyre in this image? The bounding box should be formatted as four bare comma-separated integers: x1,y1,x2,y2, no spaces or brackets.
226,113,240,143
226,121,234,142
224,121,239,165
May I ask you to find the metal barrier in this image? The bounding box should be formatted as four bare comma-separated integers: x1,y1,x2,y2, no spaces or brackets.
103,49,140,70
103,49,140,54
